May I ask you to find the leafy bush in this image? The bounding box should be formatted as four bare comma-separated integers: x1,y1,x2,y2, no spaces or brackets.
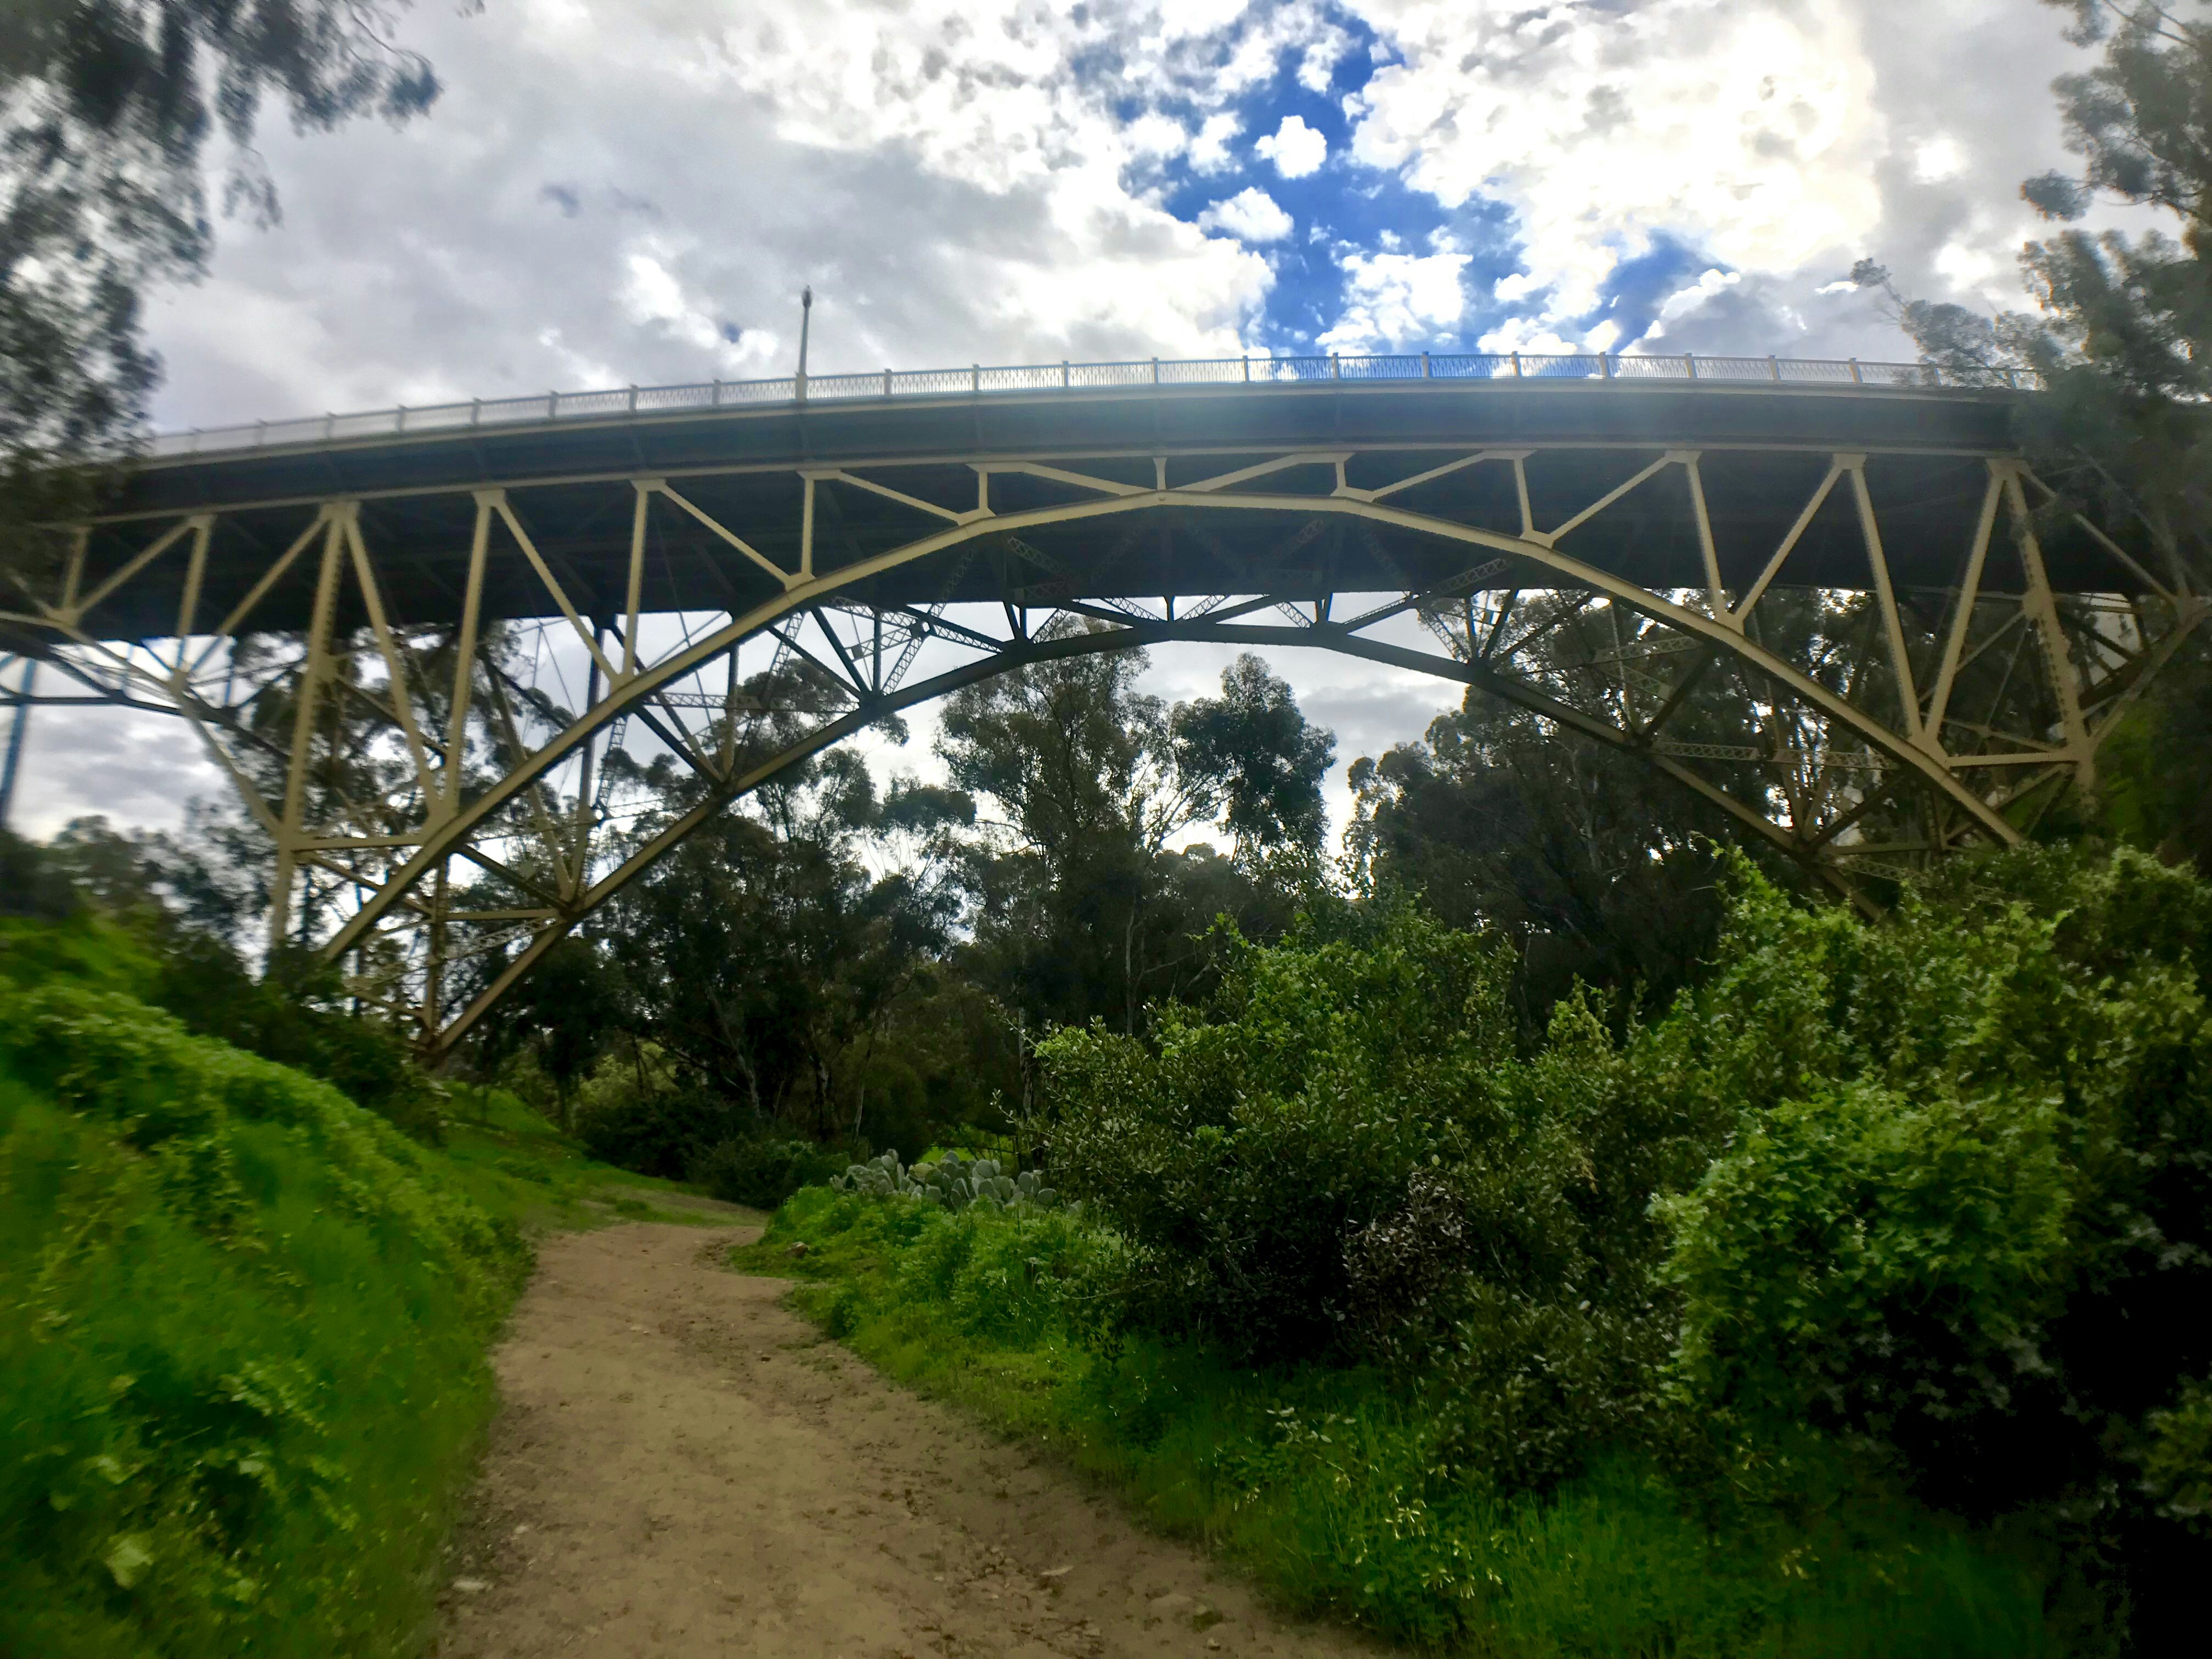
0,981,527,1657
148,936,445,1141
1038,905,1706,1489
0,912,445,1141
691,1135,847,1208
749,1187,2067,1657
574,1080,741,1180
1651,847,2212,1642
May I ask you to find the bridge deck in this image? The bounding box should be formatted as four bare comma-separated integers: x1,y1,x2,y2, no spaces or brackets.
63,374,2111,647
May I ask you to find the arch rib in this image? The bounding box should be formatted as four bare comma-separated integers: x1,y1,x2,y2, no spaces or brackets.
325,483,2024,964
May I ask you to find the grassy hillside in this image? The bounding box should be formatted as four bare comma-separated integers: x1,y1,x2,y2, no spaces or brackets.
0,917,730,1657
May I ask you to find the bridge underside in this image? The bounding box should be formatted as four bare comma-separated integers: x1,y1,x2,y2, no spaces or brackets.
4,379,2203,1050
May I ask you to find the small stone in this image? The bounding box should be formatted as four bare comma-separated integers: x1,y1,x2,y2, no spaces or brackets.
1207,1641,1222,1651
786,1242,810,1258
1040,1566,1073,1579
452,1578,489,1594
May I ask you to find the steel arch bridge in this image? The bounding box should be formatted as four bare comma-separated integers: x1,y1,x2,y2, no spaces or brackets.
4,348,2203,1054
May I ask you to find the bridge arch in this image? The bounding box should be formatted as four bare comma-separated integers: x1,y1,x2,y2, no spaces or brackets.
4,357,2198,1049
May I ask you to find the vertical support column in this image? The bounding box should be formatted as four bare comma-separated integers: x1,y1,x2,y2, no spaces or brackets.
1848,459,1923,744
0,658,36,831
443,498,490,817
424,858,449,1051
1924,464,2005,748
800,475,816,581
570,625,606,896
60,527,87,614
624,483,650,678
269,510,348,957
1681,454,1726,619
2007,467,2095,785
172,518,211,685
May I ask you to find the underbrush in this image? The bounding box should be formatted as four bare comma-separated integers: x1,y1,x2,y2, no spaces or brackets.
0,981,531,1657
439,1081,748,1229
737,1188,2064,1658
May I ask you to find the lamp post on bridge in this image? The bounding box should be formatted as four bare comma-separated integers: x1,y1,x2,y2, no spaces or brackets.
796,285,812,404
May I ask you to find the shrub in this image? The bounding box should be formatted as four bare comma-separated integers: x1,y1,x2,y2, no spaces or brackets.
1039,905,1705,1491
1651,847,2212,1643
575,1081,741,1179
832,1149,1067,1212
691,1136,847,1208
0,981,527,1657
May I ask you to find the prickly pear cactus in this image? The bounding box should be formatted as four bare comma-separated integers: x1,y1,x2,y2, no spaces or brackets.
833,1147,1067,1213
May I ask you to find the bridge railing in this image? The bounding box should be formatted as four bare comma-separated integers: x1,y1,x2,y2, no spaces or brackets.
145,349,2041,460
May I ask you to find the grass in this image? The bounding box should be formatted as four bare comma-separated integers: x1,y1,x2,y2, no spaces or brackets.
436,1081,759,1233
0,916,747,1657
0,983,527,1657
737,1186,2070,1659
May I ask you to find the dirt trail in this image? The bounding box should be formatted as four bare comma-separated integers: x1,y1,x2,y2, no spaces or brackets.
435,1223,1379,1659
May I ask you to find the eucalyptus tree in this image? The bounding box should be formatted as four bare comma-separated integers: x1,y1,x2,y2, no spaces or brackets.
1,1,445,583
936,623,1335,1036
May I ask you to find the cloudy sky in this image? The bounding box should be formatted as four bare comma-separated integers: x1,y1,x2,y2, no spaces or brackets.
14,0,2120,844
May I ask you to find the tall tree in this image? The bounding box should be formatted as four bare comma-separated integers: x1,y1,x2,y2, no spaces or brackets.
936,623,1331,1035
1859,1,2212,865
1171,653,1335,859
1347,695,1757,1028
1,2,443,584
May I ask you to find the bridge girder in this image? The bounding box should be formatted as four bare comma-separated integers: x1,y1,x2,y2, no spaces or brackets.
7,423,2202,1053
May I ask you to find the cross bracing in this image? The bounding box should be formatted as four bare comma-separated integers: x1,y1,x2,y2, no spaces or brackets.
2,369,2199,1053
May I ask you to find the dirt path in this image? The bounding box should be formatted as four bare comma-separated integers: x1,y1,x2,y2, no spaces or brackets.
435,1223,1378,1659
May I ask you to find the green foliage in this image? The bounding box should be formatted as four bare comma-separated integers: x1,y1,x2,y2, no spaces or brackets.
0,904,444,1143
1345,661,1788,1029
833,1148,1066,1212
1169,653,1335,857
148,936,445,1142
1647,847,2212,1645
1039,903,1700,1499
0,979,528,1658
744,1188,2066,1657
574,1073,742,1181
692,1136,848,1209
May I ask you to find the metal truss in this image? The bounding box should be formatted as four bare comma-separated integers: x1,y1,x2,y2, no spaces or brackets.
5,436,2201,1053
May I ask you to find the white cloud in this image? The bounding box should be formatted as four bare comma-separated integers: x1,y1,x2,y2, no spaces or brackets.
1348,1,1884,332
1190,112,1243,173
1934,238,1999,290
1914,133,1968,182
1256,114,1329,179
1644,267,1742,338
1198,188,1296,243
1319,250,1470,350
